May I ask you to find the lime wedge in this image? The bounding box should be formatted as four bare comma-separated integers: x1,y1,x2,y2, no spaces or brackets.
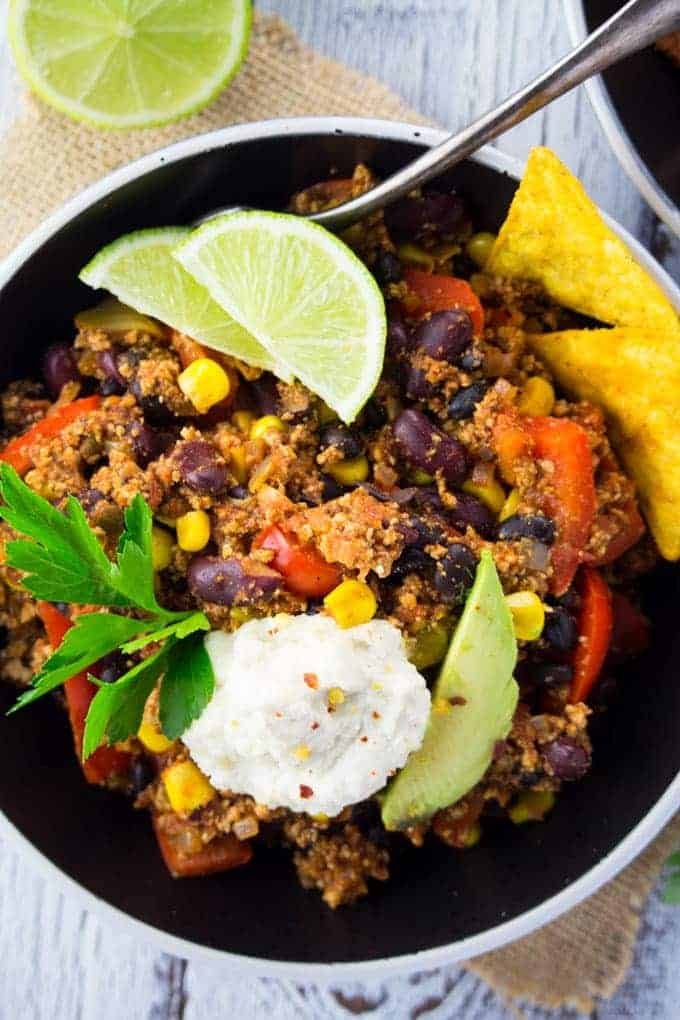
79,228,286,376
8,0,251,129
175,212,387,423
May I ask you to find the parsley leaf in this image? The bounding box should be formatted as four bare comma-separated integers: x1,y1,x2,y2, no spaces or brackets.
0,464,217,759
160,632,215,740
663,852,680,905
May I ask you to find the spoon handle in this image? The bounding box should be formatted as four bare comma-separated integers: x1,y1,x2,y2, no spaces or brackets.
312,0,680,230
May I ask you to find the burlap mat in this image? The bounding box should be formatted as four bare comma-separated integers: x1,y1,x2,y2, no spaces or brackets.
1,11,679,1013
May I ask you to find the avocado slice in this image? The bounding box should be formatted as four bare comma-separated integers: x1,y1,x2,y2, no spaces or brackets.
381,549,518,830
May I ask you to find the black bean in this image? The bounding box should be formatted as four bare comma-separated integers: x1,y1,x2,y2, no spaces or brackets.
228,485,250,500
96,650,128,684
527,663,573,688
42,343,79,399
357,399,387,430
188,555,281,605
393,409,468,485
386,317,412,360
543,737,590,780
319,424,363,460
176,440,229,495
400,515,443,548
447,491,497,540
405,365,436,400
373,248,402,285
79,487,105,512
434,543,477,604
130,380,176,425
390,546,433,581
129,756,155,796
97,349,126,395
0,624,8,651
320,473,345,501
459,347,483,371
250,375,279,416
128,422,174,468
413,310,472,363
497,514,556,545
448,381,489,421
543,606,578,653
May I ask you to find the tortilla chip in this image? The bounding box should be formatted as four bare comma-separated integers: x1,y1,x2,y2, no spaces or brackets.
529,327,680,560
487,148,680,336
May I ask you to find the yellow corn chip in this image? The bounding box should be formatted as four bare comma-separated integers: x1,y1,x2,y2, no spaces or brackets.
529,327,680,560
487,148,680,336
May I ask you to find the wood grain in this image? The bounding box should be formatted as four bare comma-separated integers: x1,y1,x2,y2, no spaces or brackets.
0,1,679,1017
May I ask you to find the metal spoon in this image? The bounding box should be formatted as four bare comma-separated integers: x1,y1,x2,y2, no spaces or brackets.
200,0,680,230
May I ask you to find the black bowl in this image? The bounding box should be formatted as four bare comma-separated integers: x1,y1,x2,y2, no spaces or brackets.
565,0,680,235
1,119,679,976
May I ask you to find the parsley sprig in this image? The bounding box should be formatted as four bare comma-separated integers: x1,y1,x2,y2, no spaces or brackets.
0,463,214,759
663,852,680,905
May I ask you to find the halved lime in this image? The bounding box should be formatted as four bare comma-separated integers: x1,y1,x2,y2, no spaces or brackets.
175,212,387,423
79,228,286,376
8,0,252,129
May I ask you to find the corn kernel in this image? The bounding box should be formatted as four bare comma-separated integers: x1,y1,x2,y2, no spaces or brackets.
250,415,286,441
397,242,435,272
151,526,174,571
509,790,556,825
312,812,330,824
466,231,497,268
407,622,450,671
326,454,370,486
138,721,172,754
462,477,506,515
327,687,346,708
505,590,546,641
498,488,521,523
518,376,555,417
178,357,231,414
460,821,482,848
176,510,211,552
294,744,311,761
324,579,377,629
407,467,434,485
162,760,215,814
229,444,248,484
232,410,256,433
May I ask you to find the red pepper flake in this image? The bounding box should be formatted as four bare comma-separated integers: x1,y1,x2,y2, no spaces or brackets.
274,711,283,718
449,696,467,707
360,736,368,743
311,722,320,730
304,672,319,689
372,711,381,719
299,784,314,799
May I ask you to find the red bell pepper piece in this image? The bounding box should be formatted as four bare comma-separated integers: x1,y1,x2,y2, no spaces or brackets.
402,268,485,337
492,410,533,485
0,395,102,475
253,525,342,598
36,601,131,785
569,568,613,704
153,816,253,877
524,417,597,596
586,499,645,567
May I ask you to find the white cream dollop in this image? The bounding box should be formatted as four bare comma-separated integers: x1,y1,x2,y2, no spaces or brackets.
182,614,430,817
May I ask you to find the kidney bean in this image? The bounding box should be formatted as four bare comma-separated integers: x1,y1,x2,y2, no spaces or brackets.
97,349,126,395
448,381,489,421
319,424,363,459
543,606,578,653
129,756,156,796
42,343,79,399
447,490,497,540
497,514,556,545
543,737,590,780
459,346,483,371
176,440,229,495
387,317,412,360
250,375,279,415
413,310,472,363
527,663,573,688
405,366,436,400
188,555,281,605
385,191,467,240
393,409,468,485
128,422,175,468
374,249,402,285
433,543,477,604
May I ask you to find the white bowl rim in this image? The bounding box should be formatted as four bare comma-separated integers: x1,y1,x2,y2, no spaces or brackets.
562,0,680,238
1,115,679,981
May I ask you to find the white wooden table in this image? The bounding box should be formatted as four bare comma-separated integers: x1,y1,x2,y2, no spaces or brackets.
1,2,680,1017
